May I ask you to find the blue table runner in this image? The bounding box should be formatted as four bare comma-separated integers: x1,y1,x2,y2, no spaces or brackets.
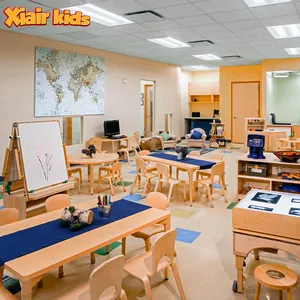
150,153,215,169
0,200,150,266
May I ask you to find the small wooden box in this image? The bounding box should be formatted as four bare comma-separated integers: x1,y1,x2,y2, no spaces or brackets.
246,163,267,177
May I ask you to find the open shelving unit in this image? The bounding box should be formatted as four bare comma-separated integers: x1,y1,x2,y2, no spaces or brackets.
237,152,300,201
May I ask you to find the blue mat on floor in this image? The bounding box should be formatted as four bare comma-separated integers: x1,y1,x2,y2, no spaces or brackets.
176,228,201,244
0,200,150,266
150,153,215,169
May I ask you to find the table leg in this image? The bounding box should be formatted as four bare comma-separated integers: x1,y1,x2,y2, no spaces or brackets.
169,166,172,177
89,165,94,195
236,255,244,293
20,276,43,300
188,170,194,206
112,141,115,153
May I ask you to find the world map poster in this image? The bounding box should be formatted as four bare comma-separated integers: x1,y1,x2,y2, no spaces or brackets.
35,47,105,117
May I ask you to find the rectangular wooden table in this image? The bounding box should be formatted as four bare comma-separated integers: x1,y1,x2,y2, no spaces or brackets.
142,152,219,206
0,198,171,300
232,189,300,293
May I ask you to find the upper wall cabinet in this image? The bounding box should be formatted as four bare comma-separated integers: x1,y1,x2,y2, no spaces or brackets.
188,82,219,95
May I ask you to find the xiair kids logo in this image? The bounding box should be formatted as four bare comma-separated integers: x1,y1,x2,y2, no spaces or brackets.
3,7,91,28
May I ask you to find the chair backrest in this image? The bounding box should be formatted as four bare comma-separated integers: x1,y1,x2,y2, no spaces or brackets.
191,128,206,135
88,137,103,153
156,163,170,183
189,150,201,156
210,152,224,160
210,162,225,181
135,158,147,176
111,162,122,177
62,143,70,168
90,255,126,300
126,136,136,150
138,150,150,156
150,229,177,276
146,192,167,210
0,208,19,226
45,194,71,212
133,131,141,145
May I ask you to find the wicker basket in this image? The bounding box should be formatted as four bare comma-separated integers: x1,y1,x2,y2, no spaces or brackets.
140,137,162,152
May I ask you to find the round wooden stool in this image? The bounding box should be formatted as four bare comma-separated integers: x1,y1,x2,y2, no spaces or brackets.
254,264,298,300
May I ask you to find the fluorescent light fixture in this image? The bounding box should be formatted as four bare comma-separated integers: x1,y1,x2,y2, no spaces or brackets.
184,66,210,71
147,37,190,48
193,53,221,60
285,47,300,55
267,24,300,39
273,72,289,78
243,0,291,7
64,4,134,27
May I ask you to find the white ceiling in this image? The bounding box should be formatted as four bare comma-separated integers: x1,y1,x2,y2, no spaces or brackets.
2,0,300,68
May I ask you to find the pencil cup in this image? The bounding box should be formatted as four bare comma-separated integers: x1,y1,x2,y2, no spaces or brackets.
98,204,111,218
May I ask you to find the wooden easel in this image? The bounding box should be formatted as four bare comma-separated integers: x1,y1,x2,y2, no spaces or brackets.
1,121,74,219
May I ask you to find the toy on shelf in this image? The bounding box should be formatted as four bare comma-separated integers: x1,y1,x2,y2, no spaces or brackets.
278,172,300,181
209,122,225,148
247,134,265,159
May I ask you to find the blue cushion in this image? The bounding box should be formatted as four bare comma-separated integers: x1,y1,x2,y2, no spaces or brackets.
191,130,202,140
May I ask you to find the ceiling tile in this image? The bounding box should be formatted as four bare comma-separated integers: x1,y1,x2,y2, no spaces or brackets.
43,34,79,43
211,10,255,23
250,3,296,19
155,4,204,18
3,0,50,9
191,24,228,34
241,34,277,43
202,31,236,39
116,23,152,34
259,15,300,27
142,20,182,30
222,20,263,31
29,0,84,8
234,28,269,37
90,0,148,14
176,15,216,26
135,0,189,9
211,37,243,44
255,46,289,59
61,31,101,39
276,38,300,48
107,34,141,42
163,28,205,42
125,12,163,23
87,24,123,36
194,0,247,14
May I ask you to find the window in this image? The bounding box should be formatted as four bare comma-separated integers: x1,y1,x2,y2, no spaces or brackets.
63,117,83,145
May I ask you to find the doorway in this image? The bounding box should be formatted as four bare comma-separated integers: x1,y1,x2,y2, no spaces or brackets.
141,80,155,138
231,82,260,143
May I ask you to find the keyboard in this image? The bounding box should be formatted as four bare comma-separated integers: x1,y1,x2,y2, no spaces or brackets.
110,135,127,139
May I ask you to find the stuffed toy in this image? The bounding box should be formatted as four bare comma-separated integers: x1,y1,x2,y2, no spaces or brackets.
82,144,96,158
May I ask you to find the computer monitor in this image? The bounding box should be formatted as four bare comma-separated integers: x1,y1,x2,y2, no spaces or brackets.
104,120,120,137
192,112,200,117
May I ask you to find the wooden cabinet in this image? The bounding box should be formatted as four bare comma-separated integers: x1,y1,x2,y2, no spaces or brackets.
188,82,219,95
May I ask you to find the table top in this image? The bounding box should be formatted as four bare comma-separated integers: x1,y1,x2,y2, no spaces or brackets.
143,152,219,170
278,138,300,143
0,198,170,280
68,153,119,165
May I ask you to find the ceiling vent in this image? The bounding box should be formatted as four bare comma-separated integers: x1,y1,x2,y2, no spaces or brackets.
188,40,214,46
125,10,164,22
221,55,242,59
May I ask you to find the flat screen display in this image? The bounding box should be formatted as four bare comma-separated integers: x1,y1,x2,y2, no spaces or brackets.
104,120,120,136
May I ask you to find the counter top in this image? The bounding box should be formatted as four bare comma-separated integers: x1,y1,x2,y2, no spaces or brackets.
185,117,218,120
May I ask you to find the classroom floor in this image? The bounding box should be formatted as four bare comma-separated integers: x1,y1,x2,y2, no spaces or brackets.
3,144,300,300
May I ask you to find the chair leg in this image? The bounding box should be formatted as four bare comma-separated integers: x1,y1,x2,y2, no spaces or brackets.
278,290,282,300
122,237,126,255
76,177,80,194
286,290,292,300
142,277,153,300
98,177,101,193
142,178,150,198
108,178,115,196
167,184,174,206
206,184,213,208
78,169,83,184
126,151,131,165
154,180,159,192
182,181,187,201
176,168,180,180
254,282,261,300
220,180,228,203
138,175,141,189
90,252,95,264
145,238,151,252
130,175,138,194
119,176,127,192
58,266,64,279
165,266,169,280
105,245,110,254
38,279,43,288
120,289,128,300
171,262,187,300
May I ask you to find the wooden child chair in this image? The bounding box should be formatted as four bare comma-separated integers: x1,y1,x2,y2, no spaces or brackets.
124,229,186,300
98,162,126,196
133,131,141,152
137,150,157,172
45,194,95,278
194,162,227,208
0,208,19,226
155,163,186,206
130,158,157,197
88,137,103,152
176,150,200,179
57,255,128,300
118,136,136,165
123,192,167,255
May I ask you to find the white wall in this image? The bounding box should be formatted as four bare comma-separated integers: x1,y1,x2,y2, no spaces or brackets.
180,70,192,137
266,74,300,124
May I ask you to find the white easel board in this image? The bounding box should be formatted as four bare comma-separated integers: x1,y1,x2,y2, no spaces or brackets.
18,121,68,191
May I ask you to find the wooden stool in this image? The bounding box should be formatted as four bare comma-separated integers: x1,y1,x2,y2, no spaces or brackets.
254,264,298,300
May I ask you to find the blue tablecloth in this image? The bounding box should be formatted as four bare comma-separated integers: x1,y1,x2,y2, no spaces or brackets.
150,153,215,169
0,200,150,266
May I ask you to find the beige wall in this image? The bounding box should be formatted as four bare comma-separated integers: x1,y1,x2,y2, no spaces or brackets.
192,70,219,83
180,70,192,137
0,29,182,170
219,65,262,140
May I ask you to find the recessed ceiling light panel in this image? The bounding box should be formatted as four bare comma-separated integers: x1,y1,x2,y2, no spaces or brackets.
193,53,221,60
65,4,134,27
243,0,291,7
285,47,300,55
147,37,190,48
267,24,300,39
183,66,210,71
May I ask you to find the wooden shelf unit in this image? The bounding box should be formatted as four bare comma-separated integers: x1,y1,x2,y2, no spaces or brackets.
237,152,300,200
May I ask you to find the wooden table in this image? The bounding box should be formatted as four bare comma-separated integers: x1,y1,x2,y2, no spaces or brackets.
0,198,171,300
101,137,128,153
232,189,300,294
278,138,300,150
142,152,219,206
68,153,119,195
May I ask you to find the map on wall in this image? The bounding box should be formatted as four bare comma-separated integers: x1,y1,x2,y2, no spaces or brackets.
35,47,105,117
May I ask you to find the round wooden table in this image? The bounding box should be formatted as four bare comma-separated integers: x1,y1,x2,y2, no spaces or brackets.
68,153,119,195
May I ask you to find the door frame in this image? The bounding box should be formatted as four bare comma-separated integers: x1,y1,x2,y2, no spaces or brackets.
231,81,261,142
144,83,155,137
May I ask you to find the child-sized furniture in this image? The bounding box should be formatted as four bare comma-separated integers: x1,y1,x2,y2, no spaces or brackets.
176,151,201,179
98,162,126,196
194,162,227,208
154,163,187,206
209,122,225,148
130,158,157,197
57,255,128,300
155,129,177,150
185,128,207,148
254,264,297,300
124,230,186,300
117,136,136,165
0,208,19,226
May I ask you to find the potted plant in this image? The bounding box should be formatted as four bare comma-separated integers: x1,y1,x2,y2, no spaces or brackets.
289,133,296,141
175,147,189,160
